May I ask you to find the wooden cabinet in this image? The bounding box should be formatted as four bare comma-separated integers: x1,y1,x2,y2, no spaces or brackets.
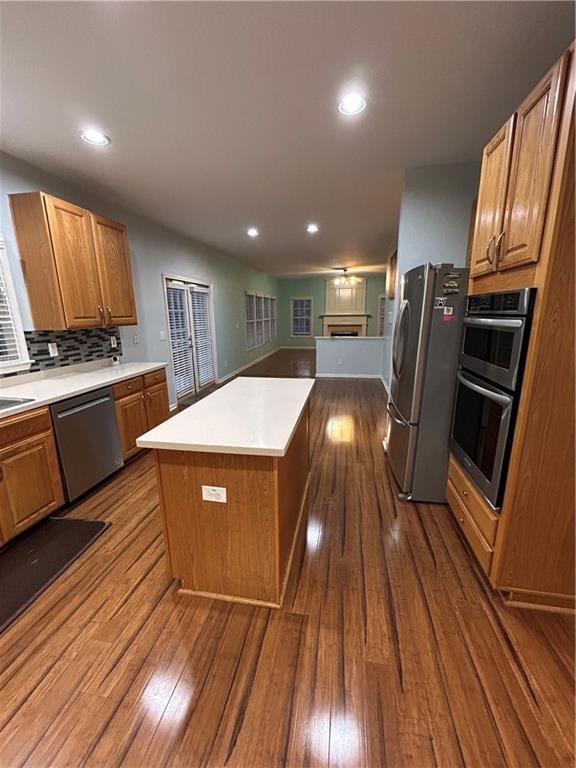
9,192,138,330
447,44,575,613
113,371,170,459
469,117,515,277
91,214,137,326
115,392,148,460
144,382,170,431
0,408,64,543
469,54,568,279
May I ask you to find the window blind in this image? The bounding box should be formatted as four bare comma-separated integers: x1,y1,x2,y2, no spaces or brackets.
166,283,196,396
245,292,277,349
0,236,30,374
190,288,215,388
378,296,386,336
291,298,312,336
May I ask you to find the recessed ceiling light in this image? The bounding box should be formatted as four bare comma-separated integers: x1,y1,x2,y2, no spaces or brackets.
307,223,320,234
80,128,111,146
338,91,367,116
247,227,259,238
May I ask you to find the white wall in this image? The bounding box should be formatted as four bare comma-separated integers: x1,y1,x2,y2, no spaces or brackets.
0,152,279,406
316,337,386,378
382,161,480,387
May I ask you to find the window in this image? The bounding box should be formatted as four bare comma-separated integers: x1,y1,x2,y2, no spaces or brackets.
378,295,386,336
245,292,277,349
0,236,31,374
291,297,313,337
165,276,216,397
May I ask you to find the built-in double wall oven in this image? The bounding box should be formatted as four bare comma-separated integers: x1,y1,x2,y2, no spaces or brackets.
450,288,536,509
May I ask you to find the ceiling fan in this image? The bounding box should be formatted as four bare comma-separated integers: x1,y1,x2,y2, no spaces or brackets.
331,266,355,285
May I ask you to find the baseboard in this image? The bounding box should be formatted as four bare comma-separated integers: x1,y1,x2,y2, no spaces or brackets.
380,375,390,395
278,345,316,350
216,348,278,384
315,373,383,379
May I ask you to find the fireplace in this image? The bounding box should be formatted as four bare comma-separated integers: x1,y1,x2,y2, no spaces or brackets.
329,325,361,337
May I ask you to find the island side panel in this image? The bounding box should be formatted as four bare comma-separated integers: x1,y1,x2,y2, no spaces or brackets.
276,402,310,588
156,450,279,605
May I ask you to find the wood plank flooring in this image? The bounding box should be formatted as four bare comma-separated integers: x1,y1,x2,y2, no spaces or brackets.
0,351,573,767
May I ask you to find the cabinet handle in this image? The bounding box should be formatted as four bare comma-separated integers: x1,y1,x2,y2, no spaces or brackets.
141,394,145,401
486,235,496,264
495,231,505,262
462,489,468,497
106,305,112,322
458,517,464,525
97,305,104,324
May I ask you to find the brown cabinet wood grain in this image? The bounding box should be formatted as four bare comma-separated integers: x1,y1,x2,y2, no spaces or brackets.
91,214,137,326
470,54,568,282
469,117,515,278
9,192,138,330
0,416,64,542
113,373,170,459
43,196,103,328
115,391,148,460
144,382,170,431
498,56,567,271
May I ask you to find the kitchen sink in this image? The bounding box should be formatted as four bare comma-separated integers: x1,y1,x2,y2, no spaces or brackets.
0,397,36,411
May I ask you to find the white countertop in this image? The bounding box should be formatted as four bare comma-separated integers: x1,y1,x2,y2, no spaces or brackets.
137,376,315,457
0,360,167,418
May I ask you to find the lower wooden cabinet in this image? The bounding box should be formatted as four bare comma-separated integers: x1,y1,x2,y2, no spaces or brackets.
144,382,170,431
114,370,170,459
115,392,148,460
0,411,64,544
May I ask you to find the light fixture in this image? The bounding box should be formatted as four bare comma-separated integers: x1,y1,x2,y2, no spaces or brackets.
80,128,111,146
331,266,356,286
338,91,367,116
307,223,319,234
247,227,259,238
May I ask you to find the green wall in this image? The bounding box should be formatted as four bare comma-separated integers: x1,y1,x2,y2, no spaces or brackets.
277,275,386,347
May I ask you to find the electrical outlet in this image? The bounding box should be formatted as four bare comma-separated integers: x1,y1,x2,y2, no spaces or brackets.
110,336,118,349
133,334,140,345
337,357,343,365
160,330,167,341
48,342,59,357
202,485,227,503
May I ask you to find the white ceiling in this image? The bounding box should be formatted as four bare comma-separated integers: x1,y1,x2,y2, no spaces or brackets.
1,2,573,275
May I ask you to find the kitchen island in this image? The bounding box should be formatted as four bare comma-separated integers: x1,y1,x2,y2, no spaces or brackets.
137,376,314,607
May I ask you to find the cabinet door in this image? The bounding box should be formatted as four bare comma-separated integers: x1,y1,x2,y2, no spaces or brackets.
0,431,64,542
469,116,515,278
91,214,138,326
43,195,104,328
115,392,147,460
498,55,568,271
145,383,170,430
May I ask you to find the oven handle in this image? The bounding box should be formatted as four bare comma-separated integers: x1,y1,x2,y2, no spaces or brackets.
456,371,512,407
463,317,523,329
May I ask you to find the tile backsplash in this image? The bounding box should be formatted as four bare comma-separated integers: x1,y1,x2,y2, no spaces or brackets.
17,327,122,375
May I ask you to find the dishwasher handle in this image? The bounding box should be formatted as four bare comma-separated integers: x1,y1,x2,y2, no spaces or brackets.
55,395,111,420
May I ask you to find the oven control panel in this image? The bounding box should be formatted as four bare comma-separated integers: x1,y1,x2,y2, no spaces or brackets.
467,288,535,317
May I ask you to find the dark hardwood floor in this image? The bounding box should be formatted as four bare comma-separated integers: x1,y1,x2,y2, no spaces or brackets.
0,350,573,767
177,349,315,408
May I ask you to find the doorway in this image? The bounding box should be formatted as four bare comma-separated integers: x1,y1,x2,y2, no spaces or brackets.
165,277,216,399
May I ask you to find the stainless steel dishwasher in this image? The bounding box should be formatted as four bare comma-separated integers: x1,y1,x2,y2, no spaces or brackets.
51,386,124,502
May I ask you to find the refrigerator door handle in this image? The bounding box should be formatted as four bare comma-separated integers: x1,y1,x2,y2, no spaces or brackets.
392,300,410,379
387,400,409,427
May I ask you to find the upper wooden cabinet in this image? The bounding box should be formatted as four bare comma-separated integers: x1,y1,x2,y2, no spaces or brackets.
91,213,137,326
43,196,103,328
9,192,138,330
469,117,515,277
470,54,568,278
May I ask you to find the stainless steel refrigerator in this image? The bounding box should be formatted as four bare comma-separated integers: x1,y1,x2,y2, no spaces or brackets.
386,263,468,502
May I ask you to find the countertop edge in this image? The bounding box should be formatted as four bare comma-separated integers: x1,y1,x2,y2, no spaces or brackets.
137,379,314,457
0,362,167,419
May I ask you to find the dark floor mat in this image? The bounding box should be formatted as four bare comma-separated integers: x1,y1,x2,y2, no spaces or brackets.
0,516,109,634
